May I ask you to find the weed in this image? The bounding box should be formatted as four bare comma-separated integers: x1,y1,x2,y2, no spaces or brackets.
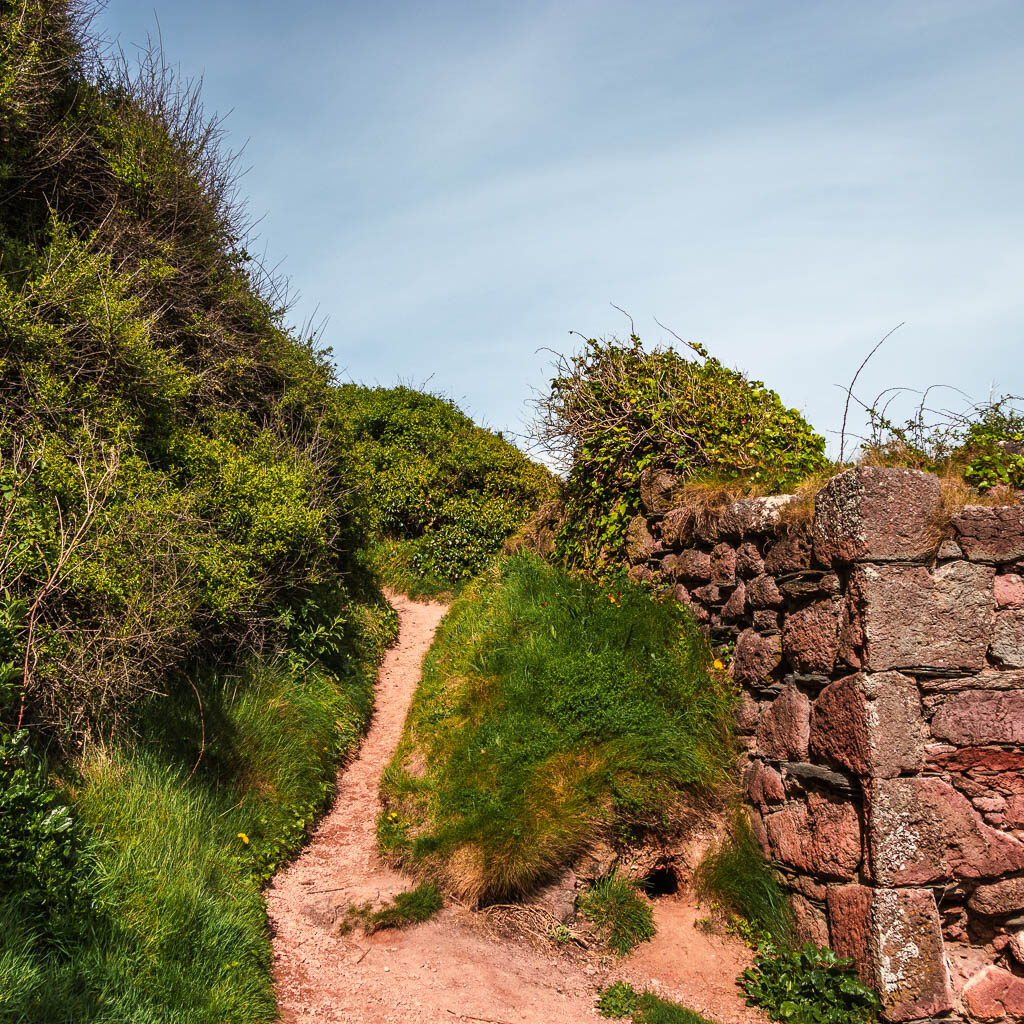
633,992,716,1024
379,552,734,903
596,983,715,1024
548,924,574,944
337,883,443,936
741,942,880,1024
578,870,655,956
598,981,639,1018
366,883,443,934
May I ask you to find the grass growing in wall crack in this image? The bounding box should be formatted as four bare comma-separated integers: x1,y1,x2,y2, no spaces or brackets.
379,551,734,904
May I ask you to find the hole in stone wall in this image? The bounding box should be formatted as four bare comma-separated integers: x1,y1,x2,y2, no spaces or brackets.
640,865,679,897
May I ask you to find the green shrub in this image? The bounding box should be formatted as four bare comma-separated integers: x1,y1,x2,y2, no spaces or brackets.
379,552,734,903
741,942,880,1024
578,870,655,955
338,385,557,588
0,731,81,911
531,335,827,571
598,981,639,1018
694,808,795,945
862,392,1024,493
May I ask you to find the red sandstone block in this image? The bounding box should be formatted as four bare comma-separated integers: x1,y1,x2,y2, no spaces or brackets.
995,574,1024,608
731,628,782,684
827,884,952,1022
953,505,1024,564
813,467,941,565
763,530,813,573
930,690,1024,747
736,541,764,578
743,759,785,809
719,495,799,538
783,599,842,675
809,671,924,779
747,573,782,609
676,548,712,583
841,562,995,672
962,965,1024,1020
991,610,1024,668
967,876,1024,915
710,542,736,586
869,777,1024,885
756,685,811,761
765,792,861,879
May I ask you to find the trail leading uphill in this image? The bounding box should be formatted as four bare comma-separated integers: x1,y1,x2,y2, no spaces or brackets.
267,590,763,1024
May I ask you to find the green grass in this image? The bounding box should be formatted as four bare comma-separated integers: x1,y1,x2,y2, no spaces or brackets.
379,551,734,904
633,992,716,1024
0,602,395,1024
597,983,715,1023
366,882,443,934
694,808,795,946
578,870,655,955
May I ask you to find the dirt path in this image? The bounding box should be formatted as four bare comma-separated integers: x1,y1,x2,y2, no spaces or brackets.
268,589,765,1024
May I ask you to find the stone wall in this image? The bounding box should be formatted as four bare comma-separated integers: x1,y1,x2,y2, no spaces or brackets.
626,466,1024,1023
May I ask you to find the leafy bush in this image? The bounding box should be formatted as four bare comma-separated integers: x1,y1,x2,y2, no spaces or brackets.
598,981,639,1018
861,391,1024,494
0,731,81,911
338,385,557,590
0,3,401,1019
531,335,827,570
741,942,880,1024
578,870,655,955
695,808,795,945
379,552,734,903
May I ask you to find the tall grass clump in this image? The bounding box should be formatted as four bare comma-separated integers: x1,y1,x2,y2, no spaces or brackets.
694,809,794,946
378,552,734,904
577,869,655,955
0,602,395,1024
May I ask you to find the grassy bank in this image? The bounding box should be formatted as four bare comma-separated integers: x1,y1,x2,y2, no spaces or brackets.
0,599,395,1024
378,552,734,904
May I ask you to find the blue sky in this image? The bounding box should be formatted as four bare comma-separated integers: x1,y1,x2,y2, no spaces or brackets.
96,1,1023,455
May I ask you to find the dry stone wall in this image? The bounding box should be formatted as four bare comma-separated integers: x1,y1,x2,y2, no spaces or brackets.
627,466,1024,1023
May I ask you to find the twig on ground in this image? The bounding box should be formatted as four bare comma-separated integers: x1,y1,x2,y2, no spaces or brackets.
446,1010,512,1024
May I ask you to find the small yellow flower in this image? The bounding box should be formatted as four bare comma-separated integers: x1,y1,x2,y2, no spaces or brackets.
237,833,249,845
713,659,725,671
